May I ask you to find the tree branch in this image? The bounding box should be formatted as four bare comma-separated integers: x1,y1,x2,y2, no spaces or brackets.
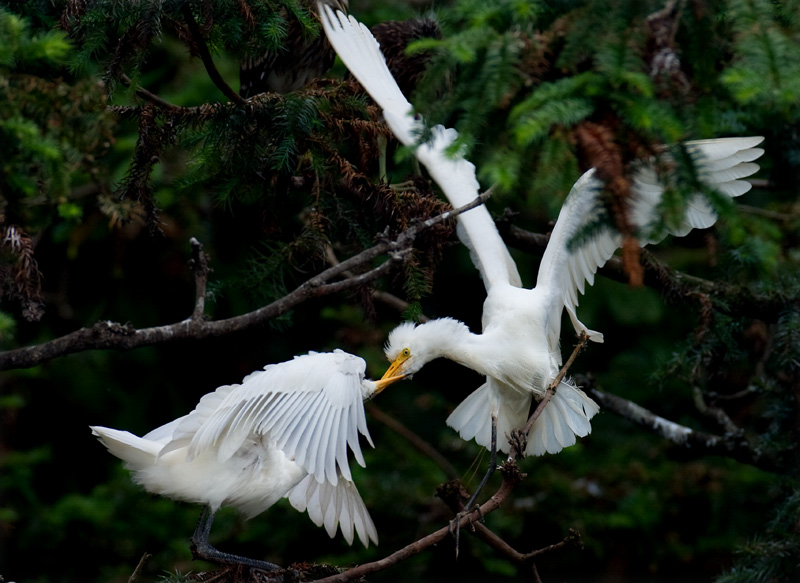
180,4,246,106
581,378,781,473
309,461,524,583
119,73,187,112
509,333,590,459
0,193,490,371
437,479,582,578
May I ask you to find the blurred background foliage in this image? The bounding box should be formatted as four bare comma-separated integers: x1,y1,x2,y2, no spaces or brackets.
1,0,799,582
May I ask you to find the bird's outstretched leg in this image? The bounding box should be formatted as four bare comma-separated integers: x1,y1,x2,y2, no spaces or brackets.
450,414,497,557
190,507,281,572
464,413,498,512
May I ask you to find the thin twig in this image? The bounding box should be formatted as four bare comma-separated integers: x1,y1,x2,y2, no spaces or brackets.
324,245,430,321
521,332,590,437
119,73,186,112
366,403,460,480
438,478,581,577
189,238,211,321
180,4,246,106
127,552,151,583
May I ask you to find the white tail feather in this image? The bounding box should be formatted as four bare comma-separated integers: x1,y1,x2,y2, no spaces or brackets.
446,379,598,456
90,426,161,469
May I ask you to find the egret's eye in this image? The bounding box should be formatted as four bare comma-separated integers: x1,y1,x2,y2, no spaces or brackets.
402,348,411,357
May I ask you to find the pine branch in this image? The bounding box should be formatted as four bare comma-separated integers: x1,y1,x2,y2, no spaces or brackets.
0,193,490,371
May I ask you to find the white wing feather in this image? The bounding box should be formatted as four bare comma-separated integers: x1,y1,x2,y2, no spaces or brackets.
318,3,521,291
536,136,764,352
161,350,372,487
287,473,379,547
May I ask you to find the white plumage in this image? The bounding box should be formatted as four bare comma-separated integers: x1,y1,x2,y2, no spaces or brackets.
93,349,405,565
319,4,764,456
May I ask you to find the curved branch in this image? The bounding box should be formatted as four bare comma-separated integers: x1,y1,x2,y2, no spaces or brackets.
180,4,246,106
0,193,491,371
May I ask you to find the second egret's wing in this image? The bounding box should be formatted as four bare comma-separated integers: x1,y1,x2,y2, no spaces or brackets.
535,136,764,353
287,472,379,548
161,350,372,487
319,3,521,291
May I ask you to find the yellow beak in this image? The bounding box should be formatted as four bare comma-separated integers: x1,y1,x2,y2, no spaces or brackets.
373,372,406,395
381,351,411,382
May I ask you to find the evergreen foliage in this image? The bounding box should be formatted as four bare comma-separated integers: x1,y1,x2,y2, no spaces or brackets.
0,1,798,582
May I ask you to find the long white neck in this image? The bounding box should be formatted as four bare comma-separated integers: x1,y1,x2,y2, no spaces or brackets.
412,318,488,373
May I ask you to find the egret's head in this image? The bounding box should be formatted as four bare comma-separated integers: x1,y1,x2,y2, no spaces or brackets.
381,318,467,380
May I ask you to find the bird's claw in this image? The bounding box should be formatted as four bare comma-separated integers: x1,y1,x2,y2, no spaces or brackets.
508,428,527,459
449,504,484,558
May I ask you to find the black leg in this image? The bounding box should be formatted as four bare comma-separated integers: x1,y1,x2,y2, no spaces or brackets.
464,414,498,511
451,414,498,558
190,507,282,572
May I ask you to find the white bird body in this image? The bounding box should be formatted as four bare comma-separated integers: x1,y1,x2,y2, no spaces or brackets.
94,421,306,519
319,4,764,456
92,349,403,550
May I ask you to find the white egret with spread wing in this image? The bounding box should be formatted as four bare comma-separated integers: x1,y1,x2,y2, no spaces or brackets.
319,4,764,458
92,349,404,570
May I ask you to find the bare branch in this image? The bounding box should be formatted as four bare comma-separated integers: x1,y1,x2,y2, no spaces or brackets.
127,552,151,583
310,462,524,583
180,4,246,107
583,379,781,473
0,193,490,371
436,477,581,579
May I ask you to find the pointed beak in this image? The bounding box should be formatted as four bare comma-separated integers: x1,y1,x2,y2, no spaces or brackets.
373,372,407,395
374,352,412,395
382,352,411,380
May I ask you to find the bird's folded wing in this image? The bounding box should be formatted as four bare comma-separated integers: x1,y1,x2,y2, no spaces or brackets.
286,472,379,548
161,351,372,487
319,3,521,290
535,136,764,353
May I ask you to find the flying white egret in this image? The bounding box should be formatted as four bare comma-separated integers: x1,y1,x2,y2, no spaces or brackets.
92,349,404,570
319,5,765,458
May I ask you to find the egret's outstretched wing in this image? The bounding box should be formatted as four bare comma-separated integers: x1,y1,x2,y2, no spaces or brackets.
287,472,379,547
535,136,764,351
319,4,520,291
160,350,372,487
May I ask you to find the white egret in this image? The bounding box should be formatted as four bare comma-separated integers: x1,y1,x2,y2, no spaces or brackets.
92,349,404,570
319,5,764,458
